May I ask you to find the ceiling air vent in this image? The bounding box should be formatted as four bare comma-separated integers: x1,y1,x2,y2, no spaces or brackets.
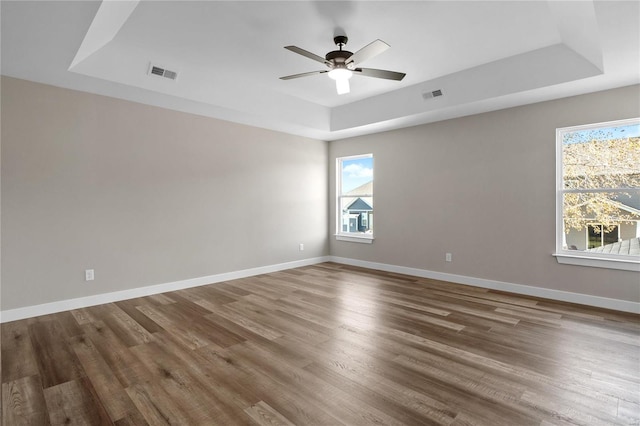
422,89,443,100
148,63,178,81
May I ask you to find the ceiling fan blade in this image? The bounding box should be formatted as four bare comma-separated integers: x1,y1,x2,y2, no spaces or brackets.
354,68,406,81
346,39,389,65
279,70,328,80
284,46,331,66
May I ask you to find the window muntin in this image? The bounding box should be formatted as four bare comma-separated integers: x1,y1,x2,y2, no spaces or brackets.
556,118,640,267
337,154,374,239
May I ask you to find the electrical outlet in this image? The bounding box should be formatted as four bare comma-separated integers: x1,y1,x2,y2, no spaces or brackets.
299,243,304,251
445,253,452,262
85,269,95,281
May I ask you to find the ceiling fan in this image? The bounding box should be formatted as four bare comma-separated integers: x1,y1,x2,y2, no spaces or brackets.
280,35,406,95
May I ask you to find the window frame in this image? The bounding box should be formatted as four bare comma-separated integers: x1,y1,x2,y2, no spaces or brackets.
554,117,640,272
336,153,374,244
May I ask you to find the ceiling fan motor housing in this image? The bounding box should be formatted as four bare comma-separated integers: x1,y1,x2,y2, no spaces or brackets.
326,50,353,67
327,37,353,69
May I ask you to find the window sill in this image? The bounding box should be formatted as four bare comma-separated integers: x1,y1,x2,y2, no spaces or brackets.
335,234,374,244
553,253,640,272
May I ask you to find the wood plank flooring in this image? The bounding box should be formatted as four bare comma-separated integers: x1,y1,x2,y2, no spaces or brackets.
2,262,639,425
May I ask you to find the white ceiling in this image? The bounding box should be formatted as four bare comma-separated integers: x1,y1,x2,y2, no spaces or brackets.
2,1,639,141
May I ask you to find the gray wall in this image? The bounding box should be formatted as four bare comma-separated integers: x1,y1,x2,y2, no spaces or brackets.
329,85,640,303
2,77,638,312
1,77,328,310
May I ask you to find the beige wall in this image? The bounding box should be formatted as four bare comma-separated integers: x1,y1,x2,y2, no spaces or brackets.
329,85,640,303
1,77,328,310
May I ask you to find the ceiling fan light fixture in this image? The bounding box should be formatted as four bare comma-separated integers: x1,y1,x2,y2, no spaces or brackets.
328,68,353,80
328,68,353,94
335,78,350,95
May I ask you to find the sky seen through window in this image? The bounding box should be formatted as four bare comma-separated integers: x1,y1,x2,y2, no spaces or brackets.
341,157,373,193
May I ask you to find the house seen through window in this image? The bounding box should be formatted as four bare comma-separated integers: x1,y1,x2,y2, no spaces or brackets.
556,118,640,268
337,154,373,241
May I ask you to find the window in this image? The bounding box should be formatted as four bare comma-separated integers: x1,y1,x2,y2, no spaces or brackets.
336,154,374,243
555,118,640,271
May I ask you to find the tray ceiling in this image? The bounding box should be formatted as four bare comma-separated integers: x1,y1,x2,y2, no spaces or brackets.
2,1,638,140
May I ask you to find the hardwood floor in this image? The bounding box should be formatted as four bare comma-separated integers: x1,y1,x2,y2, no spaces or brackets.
2,262,639,425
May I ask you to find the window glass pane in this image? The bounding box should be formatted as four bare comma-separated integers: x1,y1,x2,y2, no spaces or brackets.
341,157,373,194
339,196,373,235
562,191,639,255
562,123,640,190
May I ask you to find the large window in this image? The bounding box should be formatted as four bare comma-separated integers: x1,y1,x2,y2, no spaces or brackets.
555,118,640,271
336,154,374,243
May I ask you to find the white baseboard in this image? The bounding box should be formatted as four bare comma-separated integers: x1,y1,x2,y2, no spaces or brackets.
2,255,637,322
0,256,330,323
328,256,640,314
